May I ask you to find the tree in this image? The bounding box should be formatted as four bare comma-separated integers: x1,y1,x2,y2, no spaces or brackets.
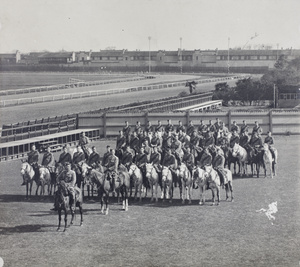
212,82,236,105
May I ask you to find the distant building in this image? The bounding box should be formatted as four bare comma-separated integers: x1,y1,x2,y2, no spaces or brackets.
278,85,300,108
38,52,75,64
0,51,21,64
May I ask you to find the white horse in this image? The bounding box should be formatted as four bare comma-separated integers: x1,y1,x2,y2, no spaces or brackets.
178,163,193,204
262,143,276,178
232,143,249,176
36,166,52,195
145,163,160,202
20,161,36,199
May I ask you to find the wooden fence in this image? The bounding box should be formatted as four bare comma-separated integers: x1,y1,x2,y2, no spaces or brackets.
78,110,300,136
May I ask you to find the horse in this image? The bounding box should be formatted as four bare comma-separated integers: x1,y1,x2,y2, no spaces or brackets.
81,163,104,199
178,163,193,204
262,143,276,178
247,146,264,178
218,168,234,202
204,165,221,205
55,181,83,232
20,161,36,199
192,167,208,205
185,81,197,94
145,163,160,202
232,143,249,176
161,166,173,203
83,167,110,214
128,163,144,202
221,145,240,175
35,166,53,195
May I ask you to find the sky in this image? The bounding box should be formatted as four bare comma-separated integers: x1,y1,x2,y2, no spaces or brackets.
0,0,299,53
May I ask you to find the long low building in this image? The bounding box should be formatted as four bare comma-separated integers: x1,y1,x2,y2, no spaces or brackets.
5,48,300,73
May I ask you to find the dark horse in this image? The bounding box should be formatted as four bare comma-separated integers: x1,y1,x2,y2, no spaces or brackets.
185,81,197,94
221,145,240,176
82,164,131,214
55,181,83,232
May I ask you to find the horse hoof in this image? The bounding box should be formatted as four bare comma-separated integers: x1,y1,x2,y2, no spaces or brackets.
231,199,234,202
80,223,83,226
169,200,172,204
63,228,67,232
125,207,128,211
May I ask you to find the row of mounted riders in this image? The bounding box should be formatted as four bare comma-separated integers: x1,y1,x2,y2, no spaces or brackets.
20,127,277,208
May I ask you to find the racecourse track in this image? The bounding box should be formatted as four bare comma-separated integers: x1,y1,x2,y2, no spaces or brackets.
0,74,239,125
0,135,299,267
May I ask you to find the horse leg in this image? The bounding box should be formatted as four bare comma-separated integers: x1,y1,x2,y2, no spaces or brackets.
217,187,220,205
199,186,204,205
29,181,33,197
155,182,158,203
161,181,165,201
225,184,229,200
63,209,68,232
273,163,276,177
35,184,39,196
188,185,192,205
105,193,109,215
229,181,234,202
57,209,61,231
25,183,28,199
211,188,215,206
79,203,83,226
169,183,173,204
139,183,142,203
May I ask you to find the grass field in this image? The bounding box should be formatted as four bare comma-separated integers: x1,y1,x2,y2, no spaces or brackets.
0,135,299,267
0,72,141,91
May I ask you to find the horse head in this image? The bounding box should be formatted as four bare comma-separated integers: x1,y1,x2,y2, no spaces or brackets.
20,162,30,175
58,180,69,197
128,164,138,176
232,143,239,157
193,167,206,185
81,162,92,178
178,163,187,179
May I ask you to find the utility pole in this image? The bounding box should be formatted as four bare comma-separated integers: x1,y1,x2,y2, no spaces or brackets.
148,36,151,74
227,37,230,74
180,37,183,74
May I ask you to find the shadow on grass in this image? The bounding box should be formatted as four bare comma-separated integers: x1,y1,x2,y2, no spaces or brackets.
0,224,54,235
0,194,54,203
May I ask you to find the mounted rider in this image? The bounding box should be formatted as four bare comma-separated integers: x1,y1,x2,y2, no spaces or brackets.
249,131,263,155
186,120,196,137
264,131,277,163
22,144,39,185
62,162,77,211
106,149,119,195
78,132,90,159
129,131,140,154
203,130,215,154
171,133,183,164
162,148,177,177
150,131,162,152
198,120,207,136
88,146,101,169
72,146,85,176
212,147,226,188
145,120,154,134
155,120,164,137
41,146,55,174
58,145,72,166
102,145,111,168
182,147,195,174
116,130,127,159
135,147,148,187
240,120,249,135
149,146,162,186
165,119,174,134
121,146,134,170
252,121,263,137
198,147,212,169
122,121,131,145
229,129,240,148
176,120,186,133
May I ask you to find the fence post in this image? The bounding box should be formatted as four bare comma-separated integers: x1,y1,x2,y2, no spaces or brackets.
228,110,231,128
269,110,273,132
103,113,107,138
186,111,190,126
76,114,79,129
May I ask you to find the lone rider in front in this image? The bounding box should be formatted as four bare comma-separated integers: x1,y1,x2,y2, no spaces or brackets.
63,162,77,211
106,149,119,196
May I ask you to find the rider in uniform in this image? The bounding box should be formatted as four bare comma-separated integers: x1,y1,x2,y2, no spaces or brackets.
231,121,240,133
155,120,164,136
252,121,263,137
41,146,55,174
63,162,77,211
135,121,142,133
145,121,153,133
203,130,215,154
135,147,148,187
264,131,277,163
73,146,85,165
186,120,196,137
162,148,177,175
116,130,127,159
198,120,207,136
212,147,226,188
122,121,131,146
88,146,101,168
78,132,90,159
229,129,240,148
106,149,119,195
129,131,140,154
249,131,263,154
240,120,249,136
176,121,186,133
149,146,162,186
102,145,111,168
182,147,195,174
165,119,174,134
171,133,183,164
198,148,212,169
58,145,72,166
22,144,39,185
121,146,134,170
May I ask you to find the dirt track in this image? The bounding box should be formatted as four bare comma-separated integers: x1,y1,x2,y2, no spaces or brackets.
0,136,299,267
